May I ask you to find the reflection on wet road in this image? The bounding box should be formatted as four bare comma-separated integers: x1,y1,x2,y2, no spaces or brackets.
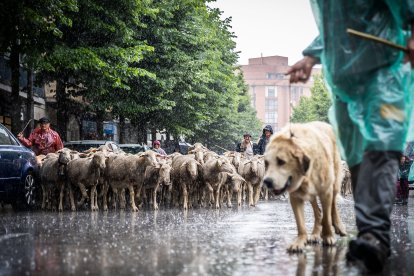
0,198,413,275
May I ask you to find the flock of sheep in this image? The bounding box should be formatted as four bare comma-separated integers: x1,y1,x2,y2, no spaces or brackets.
37,143,273,212
38,142,352,212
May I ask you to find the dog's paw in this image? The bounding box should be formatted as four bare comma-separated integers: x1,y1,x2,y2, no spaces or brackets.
288,237,307,252
334,223,347,236
308,234,322,244
322,235,336,246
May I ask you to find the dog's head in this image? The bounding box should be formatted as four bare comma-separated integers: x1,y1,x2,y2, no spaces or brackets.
263,132,310,195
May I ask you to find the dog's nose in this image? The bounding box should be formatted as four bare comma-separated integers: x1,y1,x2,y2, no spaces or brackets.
263,177,273,189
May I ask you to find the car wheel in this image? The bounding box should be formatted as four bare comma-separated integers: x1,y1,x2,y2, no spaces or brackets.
12,172,37,211
23,172,37,207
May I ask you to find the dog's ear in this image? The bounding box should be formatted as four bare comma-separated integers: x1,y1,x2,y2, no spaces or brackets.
301,154,310,175
293,147,310,175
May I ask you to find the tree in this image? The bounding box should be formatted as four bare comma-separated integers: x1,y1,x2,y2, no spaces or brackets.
290,74,331,123
0,0,77,134
37,0,155,140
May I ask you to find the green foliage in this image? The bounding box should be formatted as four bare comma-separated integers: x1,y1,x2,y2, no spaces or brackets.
290,74,331,123
0,0,262,146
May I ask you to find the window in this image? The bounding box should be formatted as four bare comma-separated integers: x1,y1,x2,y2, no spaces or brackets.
0,125,18,145
266,86,277,98
266,73,284,80
265,112,277,124
290,86,303,103
0,115,12,130
265,99,277,110
250,86,256,108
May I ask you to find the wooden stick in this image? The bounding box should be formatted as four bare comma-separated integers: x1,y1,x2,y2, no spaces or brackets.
20,119,33,134
346,28,408,53
214,144,231,152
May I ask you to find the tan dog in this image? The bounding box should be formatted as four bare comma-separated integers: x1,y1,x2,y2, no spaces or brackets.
263,121,347,252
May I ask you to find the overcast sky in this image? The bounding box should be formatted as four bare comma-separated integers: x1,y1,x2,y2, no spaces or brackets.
208,0,319,66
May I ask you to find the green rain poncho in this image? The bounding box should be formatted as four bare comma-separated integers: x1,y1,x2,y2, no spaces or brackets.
303,0,414,167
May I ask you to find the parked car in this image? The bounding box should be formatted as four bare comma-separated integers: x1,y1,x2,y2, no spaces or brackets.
118,144,150,154
64,140,121,153
0,123,39,210
164,141,192,155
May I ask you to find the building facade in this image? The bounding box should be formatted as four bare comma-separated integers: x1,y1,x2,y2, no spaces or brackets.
0,55,46,131
241,55,320,133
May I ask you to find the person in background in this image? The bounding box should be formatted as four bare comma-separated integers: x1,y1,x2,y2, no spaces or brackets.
395,155,412,205
153,140,167,156
17,117,63,156
236,133,254,159
257,125,273,155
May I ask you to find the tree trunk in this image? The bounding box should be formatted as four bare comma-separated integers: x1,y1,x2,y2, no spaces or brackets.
136,121,147,144
25,69,34,137
10,44,21,135
56,79,68,141
96,111,104,140
151,128,157,144
119,116,125,144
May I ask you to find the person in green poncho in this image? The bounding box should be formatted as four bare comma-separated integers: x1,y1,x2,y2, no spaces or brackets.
287,0,414,273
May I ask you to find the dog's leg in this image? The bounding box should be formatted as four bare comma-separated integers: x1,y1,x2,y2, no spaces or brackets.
288,195,308,252
320,191,336,246
308,197,322,243
331,194,347,236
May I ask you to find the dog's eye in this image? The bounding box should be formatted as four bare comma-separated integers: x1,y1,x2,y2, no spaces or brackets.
265,160,269,169
277,158,285,166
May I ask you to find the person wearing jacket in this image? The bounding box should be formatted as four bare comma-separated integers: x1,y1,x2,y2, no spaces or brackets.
152,140,167,156
236,133,254,159
257,125,273,155
17,117,63,156
286,1,414,272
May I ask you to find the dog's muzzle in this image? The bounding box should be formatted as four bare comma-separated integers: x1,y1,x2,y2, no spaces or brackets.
263,176,292,195
263,177,274,189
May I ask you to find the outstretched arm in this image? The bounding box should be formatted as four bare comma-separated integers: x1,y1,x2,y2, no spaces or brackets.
285,56,318,83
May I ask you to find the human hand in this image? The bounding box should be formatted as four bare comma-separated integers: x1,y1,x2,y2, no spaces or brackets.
17,132,23,138
285,56,318,83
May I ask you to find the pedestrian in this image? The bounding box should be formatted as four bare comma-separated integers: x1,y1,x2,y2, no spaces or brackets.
17,117,64,156
286,1,414,273
256,125,273,155
236,133,254,159
395,155,412,205
153,140,167,156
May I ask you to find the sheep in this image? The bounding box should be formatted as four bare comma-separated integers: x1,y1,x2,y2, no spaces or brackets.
142,161,172,210
238,156,265,206
341,161,352,196
221,172,245,208
104,151,158,211
223,151,242,170
40,148,77,211
202,157,236,209
66,151,107,211
171,155,203,210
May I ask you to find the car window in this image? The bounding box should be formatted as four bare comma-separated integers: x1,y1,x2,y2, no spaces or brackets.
0,128,18,145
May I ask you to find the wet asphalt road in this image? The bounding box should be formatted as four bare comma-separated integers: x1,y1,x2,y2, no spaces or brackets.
0,196,413,276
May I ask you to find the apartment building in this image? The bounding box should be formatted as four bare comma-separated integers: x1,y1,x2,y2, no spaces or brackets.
0,55,46,131
241,55,320,132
